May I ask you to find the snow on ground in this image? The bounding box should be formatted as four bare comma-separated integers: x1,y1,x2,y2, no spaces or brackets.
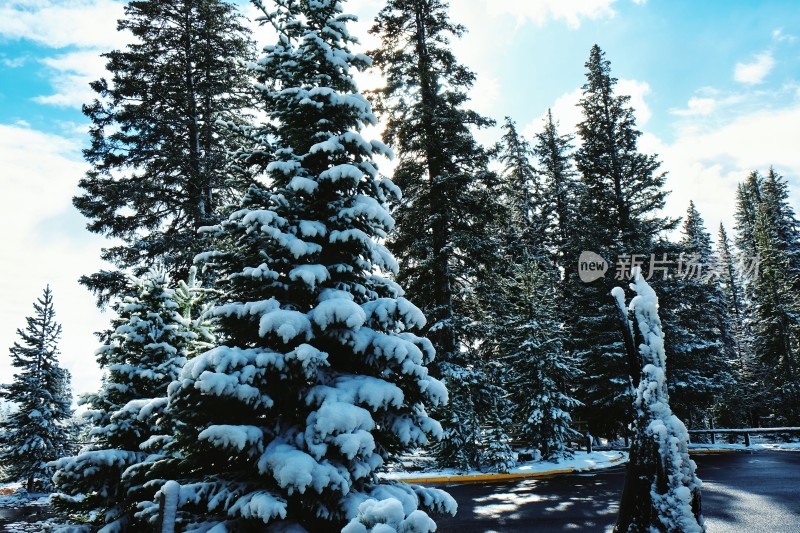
381,450,628,481
1,444,797,530
0,483,88,532
688,442,800,452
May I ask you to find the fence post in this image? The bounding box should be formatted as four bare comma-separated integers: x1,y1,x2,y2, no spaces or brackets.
745,432,751,447
586,432,593,453
710,418,716,445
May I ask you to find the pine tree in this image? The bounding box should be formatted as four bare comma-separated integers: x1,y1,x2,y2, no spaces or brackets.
749,170,800,423
497,117,545,262
533,109,581,283
150,1,455,530
716,223,756,427
658,202,732,427
0,286,73,492
73,0,256,304
732,169,800,423
495,260,581,460
734,172,763,263
717,224,750,366
571,45,675,439
51,270,198,530
369,0,503,470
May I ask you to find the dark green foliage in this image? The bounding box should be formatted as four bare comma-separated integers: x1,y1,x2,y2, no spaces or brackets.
0,286,73,492
51,271,198,530
659,202,732,427
494,260,581,460
484,116,581,462
151,1,455,529
714,223,756,428
74,0,256,305
734,169,800,424
369,0,505,468
533,109,582,283
497,116,547,263
570,45,676,439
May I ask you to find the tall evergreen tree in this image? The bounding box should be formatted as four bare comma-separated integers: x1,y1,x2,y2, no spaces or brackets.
717,223,750,367
716,223,756,427
52,270,199,531
747,170,800,423
571,45,675,438
733,169,800,423
369,0,503,470
494,260,581,460
734,172,763,263
0,286,73,492
533,109,581,283
659,202,732,427
149,1,455,530
497,117,545,262
73,0,256,304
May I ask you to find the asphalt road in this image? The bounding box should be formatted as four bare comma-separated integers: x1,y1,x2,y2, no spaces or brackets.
434,451,800,532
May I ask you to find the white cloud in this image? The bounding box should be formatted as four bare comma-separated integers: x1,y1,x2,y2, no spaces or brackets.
772,28,796,43
523,78,651,138
618,79,652,125
734,52,775,85
0,0,127,49
0,123,107,397
33,50,106,108
1,56,26,68
489,0,619,28
0,1,127,109
524,86,583,139
671,96,717,117
650,104,800,236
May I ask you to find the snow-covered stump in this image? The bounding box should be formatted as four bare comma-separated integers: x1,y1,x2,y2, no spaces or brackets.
612,270,705,533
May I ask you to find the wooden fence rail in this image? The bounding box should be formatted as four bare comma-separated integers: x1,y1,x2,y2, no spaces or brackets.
687,427,800,446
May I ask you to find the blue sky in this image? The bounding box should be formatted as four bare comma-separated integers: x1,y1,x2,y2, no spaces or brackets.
2,0,800,397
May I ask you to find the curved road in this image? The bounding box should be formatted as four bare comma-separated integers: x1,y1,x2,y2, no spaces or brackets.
1,452,797,531
434,451,800,532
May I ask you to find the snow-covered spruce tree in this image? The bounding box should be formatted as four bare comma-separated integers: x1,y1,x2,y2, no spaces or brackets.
750,170,800,423
715,223,757,427
717,223,751,371
74,0,256,304
150,1,455,530
533,109,582,285
369,0,505,471
734,169,800,424
0,286,73,492
571,45,676,440
51,270,198,531
494,259,580,460
612,270,705,533
658,202,732,427
497,117,547,264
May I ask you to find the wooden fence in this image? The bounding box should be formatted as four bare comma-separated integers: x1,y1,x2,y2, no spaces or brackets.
687,427,800,446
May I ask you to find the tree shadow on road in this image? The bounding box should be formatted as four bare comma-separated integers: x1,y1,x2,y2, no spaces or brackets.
434,469,624,533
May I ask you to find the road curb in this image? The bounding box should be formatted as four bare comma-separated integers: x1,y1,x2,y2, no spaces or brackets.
688,448,751,454
392,452,627,484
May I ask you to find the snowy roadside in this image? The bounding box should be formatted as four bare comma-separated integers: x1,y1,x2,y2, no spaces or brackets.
383,442,800,484
0,483,53,532
380,450,628,484
688,442,800,453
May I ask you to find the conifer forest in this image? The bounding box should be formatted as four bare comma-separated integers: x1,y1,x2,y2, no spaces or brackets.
1,0,800,531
